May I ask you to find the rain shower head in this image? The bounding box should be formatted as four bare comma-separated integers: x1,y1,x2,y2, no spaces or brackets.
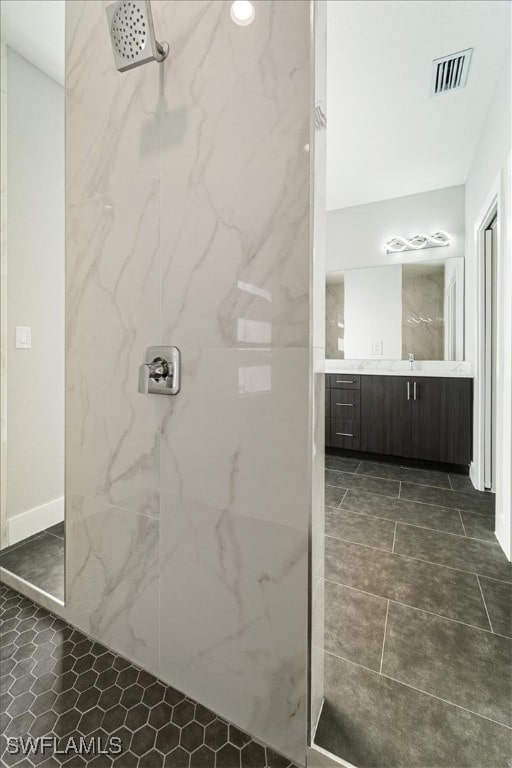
106,0,169,72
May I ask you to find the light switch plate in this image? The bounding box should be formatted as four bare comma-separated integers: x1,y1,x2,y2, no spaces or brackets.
16,326,31,349
372,340,383,356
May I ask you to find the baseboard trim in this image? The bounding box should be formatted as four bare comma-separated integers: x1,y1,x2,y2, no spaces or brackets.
469,460,482,491
7,496,64,546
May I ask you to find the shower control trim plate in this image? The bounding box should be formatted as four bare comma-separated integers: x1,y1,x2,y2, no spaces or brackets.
138,346,180,396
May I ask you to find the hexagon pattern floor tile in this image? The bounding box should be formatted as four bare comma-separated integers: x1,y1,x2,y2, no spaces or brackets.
0,585,296,768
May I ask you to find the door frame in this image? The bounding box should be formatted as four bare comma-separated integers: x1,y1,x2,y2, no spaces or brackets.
0,41,7,550
473,160,511,559
473,176,499,493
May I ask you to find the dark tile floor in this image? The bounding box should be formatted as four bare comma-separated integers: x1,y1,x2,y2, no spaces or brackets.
0,584,295,768
1,523,65,602
317,454,512,767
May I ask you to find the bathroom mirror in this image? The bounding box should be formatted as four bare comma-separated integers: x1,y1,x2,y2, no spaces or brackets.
326,256,464,361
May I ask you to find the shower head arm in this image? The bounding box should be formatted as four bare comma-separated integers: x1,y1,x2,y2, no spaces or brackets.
155,41,169,63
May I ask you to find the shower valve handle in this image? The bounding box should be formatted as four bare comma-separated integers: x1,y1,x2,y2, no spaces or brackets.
138,347,180,396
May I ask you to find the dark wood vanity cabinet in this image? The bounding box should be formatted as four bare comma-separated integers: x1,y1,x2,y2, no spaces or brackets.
360,375,473,465
327,374,473,466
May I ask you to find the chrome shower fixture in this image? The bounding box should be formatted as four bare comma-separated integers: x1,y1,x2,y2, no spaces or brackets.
106,0,169,72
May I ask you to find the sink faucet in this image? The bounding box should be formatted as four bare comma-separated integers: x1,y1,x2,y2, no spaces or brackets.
408,352,415,371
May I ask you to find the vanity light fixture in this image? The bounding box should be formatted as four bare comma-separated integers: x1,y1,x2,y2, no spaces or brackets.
384,231,451,254
230,1,255,26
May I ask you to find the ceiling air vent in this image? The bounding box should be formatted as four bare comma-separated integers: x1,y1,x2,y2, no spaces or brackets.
431,48,472,95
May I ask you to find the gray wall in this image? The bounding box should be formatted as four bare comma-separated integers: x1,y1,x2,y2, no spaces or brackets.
6,47,64,527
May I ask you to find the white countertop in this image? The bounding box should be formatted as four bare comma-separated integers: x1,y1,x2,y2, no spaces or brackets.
325,359,473,378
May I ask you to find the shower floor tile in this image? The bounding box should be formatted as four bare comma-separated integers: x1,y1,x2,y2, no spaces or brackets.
1,525,64,602
0,584,296,767
318,452,512,767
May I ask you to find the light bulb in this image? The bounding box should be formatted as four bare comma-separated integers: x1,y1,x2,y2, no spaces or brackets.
230,1,255,26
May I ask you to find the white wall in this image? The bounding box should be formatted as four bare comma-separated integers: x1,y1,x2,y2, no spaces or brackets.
344,265,402,359
327,184,465,272
465,40,511,558
6,47,64,539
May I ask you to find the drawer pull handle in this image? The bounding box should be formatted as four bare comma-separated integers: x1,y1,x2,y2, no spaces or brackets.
336,379,354,384
336,402,354,407
336,432,354,437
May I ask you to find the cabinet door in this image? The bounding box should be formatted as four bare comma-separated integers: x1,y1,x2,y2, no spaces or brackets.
361,376,412,457
410,378,473,464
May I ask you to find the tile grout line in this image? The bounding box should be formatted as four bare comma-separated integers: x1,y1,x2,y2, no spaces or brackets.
333,506,491,544
323,576,512,638
325,481,494,518
458,510,468,537
398,481,401,500
327,500,492,542
45,530,65,542
398,492,494,516
328,468,450,493
324,534,512,584
336,516,502,547
1,532,46,556
392,522,397,553
323,649,512,731
328,464,487,498
379,601,390,674
325,530,390,554
476,574,494,633
325,482,397,502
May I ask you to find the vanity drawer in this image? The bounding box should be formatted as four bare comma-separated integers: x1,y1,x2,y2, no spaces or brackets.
330,390,360,420
330,418,361,449
329,374,361,390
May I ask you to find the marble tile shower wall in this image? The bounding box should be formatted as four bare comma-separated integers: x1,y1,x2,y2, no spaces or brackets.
65,1,320,765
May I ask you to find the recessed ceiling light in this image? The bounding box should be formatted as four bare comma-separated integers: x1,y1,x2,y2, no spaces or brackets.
230,1,255,27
